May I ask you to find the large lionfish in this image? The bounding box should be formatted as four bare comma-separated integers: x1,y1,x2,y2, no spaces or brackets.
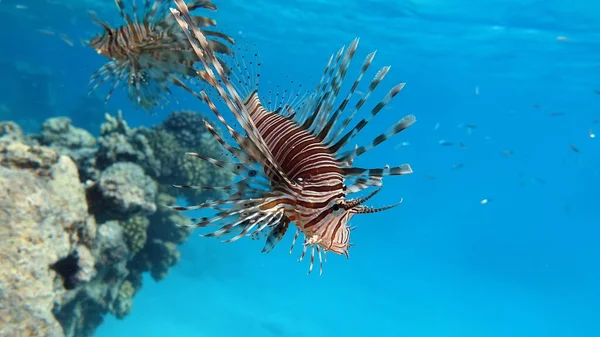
169,0,417,274
87,0,234,111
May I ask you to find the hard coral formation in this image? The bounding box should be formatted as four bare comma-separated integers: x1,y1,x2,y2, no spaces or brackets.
93,162,157,218
143,110,234,204
96,110,160,175
113,280,135,319
0,139,87,337
149,193,193,244
121,215,150,255
1,110,233,337
38,117,98,181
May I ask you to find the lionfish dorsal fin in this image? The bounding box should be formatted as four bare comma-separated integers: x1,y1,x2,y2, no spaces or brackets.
170,1,296,189
243,90,272,120
88,10,112,33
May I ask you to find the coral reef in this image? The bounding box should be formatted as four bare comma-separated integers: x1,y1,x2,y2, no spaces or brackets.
142,110,233,203
92,162,158,218
0,111,232,337
38,117,98,182
0,140,86,337
96,110,160,176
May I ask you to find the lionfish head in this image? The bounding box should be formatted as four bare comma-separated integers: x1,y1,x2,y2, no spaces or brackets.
88,32,111,58
314,198,355,257
87,10,114,58
330,188,404,255
304,188,403,258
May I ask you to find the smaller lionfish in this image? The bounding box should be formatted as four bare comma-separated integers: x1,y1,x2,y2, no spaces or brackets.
169,0,417,274
87,0,234,111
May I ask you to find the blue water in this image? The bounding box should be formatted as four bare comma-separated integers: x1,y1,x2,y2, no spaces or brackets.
2,0,599,336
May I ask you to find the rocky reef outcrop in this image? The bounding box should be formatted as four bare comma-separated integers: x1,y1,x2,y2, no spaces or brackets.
0,111,233,337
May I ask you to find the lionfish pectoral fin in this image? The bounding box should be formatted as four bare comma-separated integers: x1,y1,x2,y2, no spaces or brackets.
313,51,379,143
324,63,391,147
328,83,406,154
344,176,383,195
338,114,417,163
342,164,413,178
261,217,290,253
201,119,261,169
197,70,217,86
288,229,301,255
187,0,218,12
344,187,382,209
299,39,359,133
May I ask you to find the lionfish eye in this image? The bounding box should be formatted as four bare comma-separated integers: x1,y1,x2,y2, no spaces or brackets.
332,203,340,211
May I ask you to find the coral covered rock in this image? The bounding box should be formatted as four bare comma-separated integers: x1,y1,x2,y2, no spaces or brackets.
39,117,98,181
0,139,58,170
148,193,193,244
92,162,157,218
0,121,24,142
40,117,96,150
0,142,89,337
96,111,160,175
113,280,135,319
120,215,150,255
138,240,181,282
1,111,234,336
54,221,131,337
143,110,234,204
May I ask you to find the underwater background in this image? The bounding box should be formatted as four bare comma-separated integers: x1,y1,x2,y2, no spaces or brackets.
0,0,599,336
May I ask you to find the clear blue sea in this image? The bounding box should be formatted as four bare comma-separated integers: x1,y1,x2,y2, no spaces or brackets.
1,0,599,336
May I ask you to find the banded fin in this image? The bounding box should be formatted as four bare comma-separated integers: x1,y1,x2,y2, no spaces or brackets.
325,65,390,146
300,40,358,134
344,176,383,195
315,51,378,142
329,82,406,153
337,114,417,164
342,164,413,178
262,217,291,253
171,1,295,189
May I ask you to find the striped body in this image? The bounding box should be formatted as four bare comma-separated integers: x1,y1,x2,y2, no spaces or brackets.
245,92,351,255
91,23,174,62
170,1,417,274
87,0,233,112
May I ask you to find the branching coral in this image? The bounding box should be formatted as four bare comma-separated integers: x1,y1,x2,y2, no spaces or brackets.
120,215,150,255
